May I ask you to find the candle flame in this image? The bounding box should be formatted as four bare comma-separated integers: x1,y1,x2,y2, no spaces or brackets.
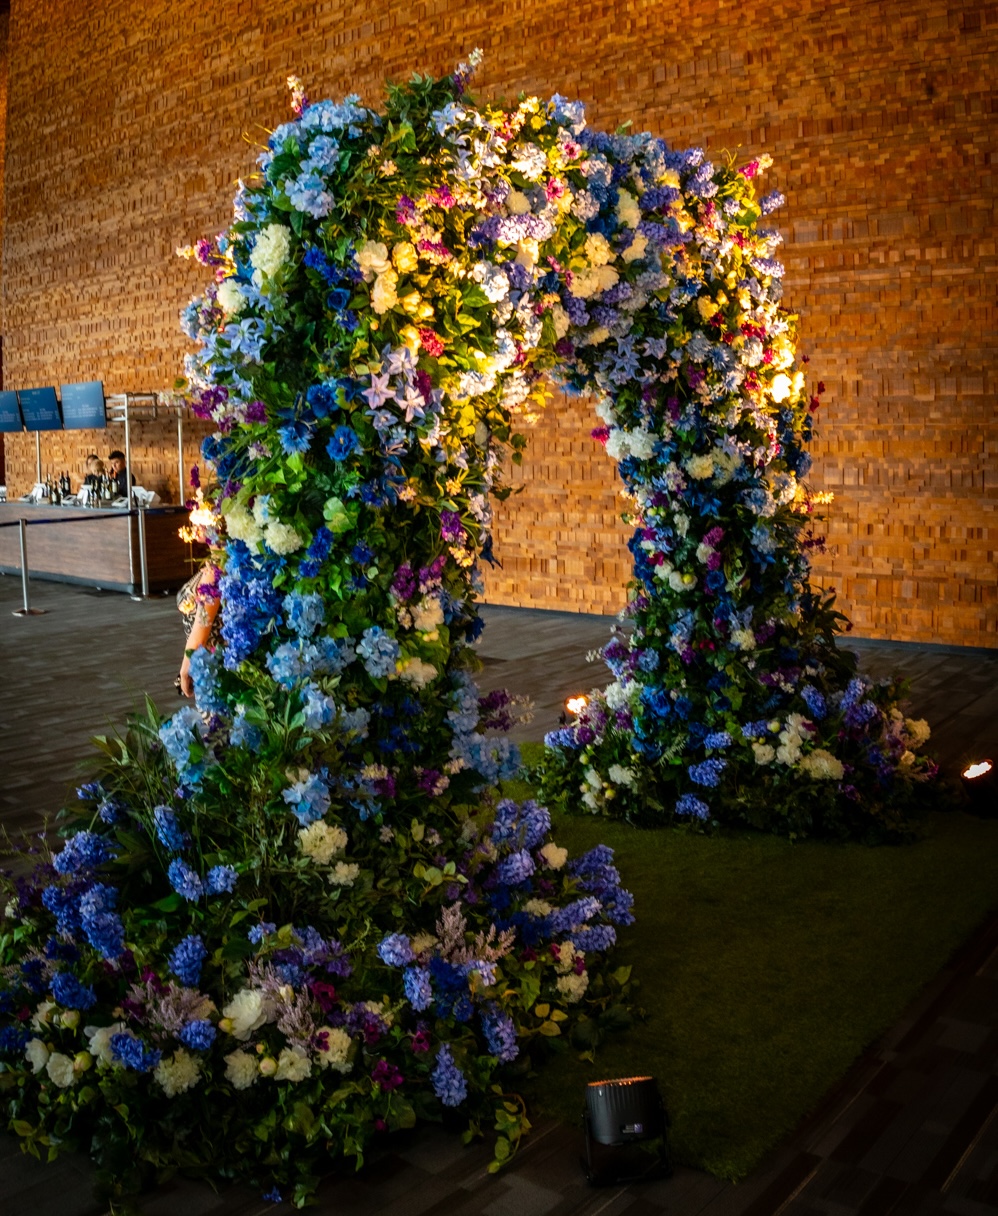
963,760,993,780
565,695,589,717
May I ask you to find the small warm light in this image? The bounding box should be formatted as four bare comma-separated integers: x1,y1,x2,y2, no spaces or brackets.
963,760,993,780
565,694,589,717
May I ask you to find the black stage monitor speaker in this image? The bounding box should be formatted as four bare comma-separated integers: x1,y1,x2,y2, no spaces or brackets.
583,1075,671,1186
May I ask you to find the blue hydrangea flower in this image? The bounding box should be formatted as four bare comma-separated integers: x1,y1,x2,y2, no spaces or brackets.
431,1043,468,1107
282,771,331,825
248,922,277,945
481,1008,519,1063
52,830,118,876
495,849,535,886
703,731,732,750
230,704,264,750
403,966,433,1011
356,626,400,679
178,1019,216,1052
282,591,325,638
676,793,710,819
154,805,185,852
688,759,726,788
158,707,204,774
800,686,827,720
167,859,204,902
50,971,97,1010
189,646,227,715
377,934,414,968
110,1032,161,1072
206,865,238,895
169,934,207,986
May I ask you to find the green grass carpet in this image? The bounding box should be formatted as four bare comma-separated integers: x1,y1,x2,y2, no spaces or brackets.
510,751,998,1180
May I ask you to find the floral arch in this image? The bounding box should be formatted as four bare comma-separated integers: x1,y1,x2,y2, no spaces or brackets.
0,55,932,1205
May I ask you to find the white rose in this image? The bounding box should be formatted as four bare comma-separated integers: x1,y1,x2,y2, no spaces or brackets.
752,742,775,766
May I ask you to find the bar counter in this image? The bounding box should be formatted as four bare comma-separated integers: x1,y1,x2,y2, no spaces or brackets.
0,501,200,594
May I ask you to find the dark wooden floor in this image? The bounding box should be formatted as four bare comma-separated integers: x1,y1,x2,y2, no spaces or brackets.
1,575,996,1216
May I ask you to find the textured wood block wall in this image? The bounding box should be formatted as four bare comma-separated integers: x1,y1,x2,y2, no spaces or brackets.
1,1,994,641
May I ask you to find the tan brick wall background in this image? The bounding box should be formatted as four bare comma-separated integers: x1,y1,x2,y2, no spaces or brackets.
1,1,994,641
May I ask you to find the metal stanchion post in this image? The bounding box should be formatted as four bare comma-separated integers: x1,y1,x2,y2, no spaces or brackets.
134,507,150,600
12,518,48,617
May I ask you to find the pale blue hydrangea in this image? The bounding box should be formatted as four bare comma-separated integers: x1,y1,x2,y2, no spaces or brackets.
282,772,330,825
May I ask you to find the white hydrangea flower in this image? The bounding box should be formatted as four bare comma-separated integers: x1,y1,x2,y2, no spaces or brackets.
584,232,613,267
398,656,438,688
216,279,247,317
224,1049,259,1090
798,749,845,780
556,971,589,1003
249,223,292,282
263,521,303,554
155,1048,202,1097
297,821,348,864
506,189,532,214
328,862,361,887
223,502,264,549
523,898,554,917
607,764,635,787
412,596,445,633
616,189,641,228
752,742,776,766
685,454,715,480
730,628,756,651
904,718,931,748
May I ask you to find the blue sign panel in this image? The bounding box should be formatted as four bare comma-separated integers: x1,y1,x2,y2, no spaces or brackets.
17,386,63,432
0,390,22,433
60,380,107,430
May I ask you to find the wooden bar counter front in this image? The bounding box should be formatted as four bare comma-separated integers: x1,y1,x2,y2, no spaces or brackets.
0,502,200,595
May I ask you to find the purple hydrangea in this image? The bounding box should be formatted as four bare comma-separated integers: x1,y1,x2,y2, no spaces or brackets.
206,865,238,895
167,859,204,902
377,934,415,968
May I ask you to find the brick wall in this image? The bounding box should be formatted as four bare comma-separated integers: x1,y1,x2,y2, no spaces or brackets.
1,1,994,642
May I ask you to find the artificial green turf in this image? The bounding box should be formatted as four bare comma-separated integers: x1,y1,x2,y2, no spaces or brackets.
509,747,998,1180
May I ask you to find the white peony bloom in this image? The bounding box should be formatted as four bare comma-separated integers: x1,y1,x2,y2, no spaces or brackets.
274,1047,312,1083
412,596,445,633
607,764,636,787
752,742,776,766
315,1026,353,1072
155,1048,202,1097
45,1051,77,1089
85,1021,127,1066
222,988,274,1041
616,189,641,228
685,454,715,480
31,1000,56,1031
25,1038,50,1074
769,372,792,402
224,1048,259,1090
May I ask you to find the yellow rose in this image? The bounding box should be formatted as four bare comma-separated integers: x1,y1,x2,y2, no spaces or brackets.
392,241,418,273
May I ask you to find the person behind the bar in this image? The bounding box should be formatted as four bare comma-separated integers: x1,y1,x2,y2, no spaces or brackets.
107,450,132,498
83,454,104,489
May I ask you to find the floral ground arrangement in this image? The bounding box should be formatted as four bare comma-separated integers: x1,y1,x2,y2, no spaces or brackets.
0,52,935,1210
